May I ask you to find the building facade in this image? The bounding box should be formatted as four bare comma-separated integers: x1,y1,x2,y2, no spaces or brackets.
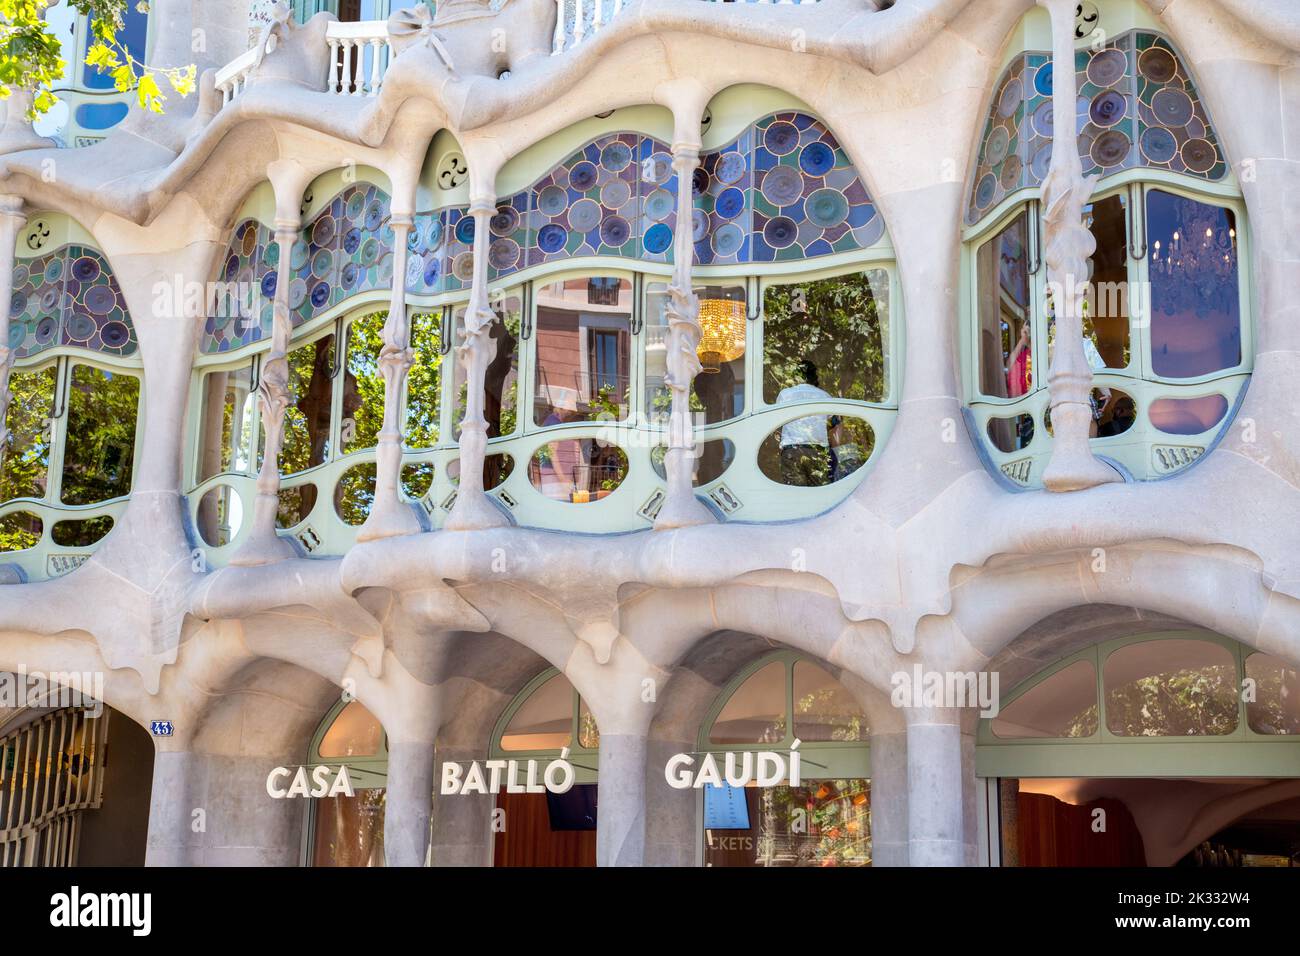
0,0,1298,867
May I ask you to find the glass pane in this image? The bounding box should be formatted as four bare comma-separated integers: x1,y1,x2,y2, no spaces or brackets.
500,673,573,751
534,277,631,426
1245,653,1300,735
1147,190,1240,377
975,214,1032,398
0,512,42,552
401,461,434,499
0,365,56,501
282,334,335,475
650,439,735,486
1103,639,1239,736
197,362,255,482
1083,194,1131,369
710,661,787,745
276,483,316,528
319,701,384,758
311,789,386,867
1148,394,1229,435
703,779,871,867
764,271,889,407
455,294,521,439
757,416,874,486
991,659,1099,738
406,310,442,449
528,438,628,503
334,462,376,525
987,413,1035,453
196,484,243,548
340,312,385,454
51,515,113,547
449,453,514,491
645,283,746,426
578,697,600,750
61,365,138,505
792,661,868,742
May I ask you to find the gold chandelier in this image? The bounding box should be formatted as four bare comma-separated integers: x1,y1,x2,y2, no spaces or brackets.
697,298,746,373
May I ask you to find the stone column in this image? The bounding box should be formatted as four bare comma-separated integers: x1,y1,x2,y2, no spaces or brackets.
596,731,648,866
1038,0,1121,491
868,728,909,866
231,160,313,566
654,137,716,530
146,749,305,866
904,707,965,866
430,746,494,866
357,206,421,541
0,197,28,455
445,191,511,530
384,738,436,866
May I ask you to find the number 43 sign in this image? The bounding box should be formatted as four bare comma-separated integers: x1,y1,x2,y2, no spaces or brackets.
150,720,174,737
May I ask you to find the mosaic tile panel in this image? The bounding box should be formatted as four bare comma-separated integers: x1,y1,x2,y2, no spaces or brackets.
9,245,137,359
967,31,1227,225
750,112,882,263
694,129,754,266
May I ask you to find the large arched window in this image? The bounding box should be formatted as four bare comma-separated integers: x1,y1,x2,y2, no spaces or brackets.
189,107,901,556
305,699,388,867
697,651,871,867
978,632,1300,777
2,217,141,580
964,30,1249,486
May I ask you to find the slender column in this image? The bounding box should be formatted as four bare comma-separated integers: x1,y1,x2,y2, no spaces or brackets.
445,194,510,530
868,729,910,866
596,731,648,866
358,212,422,541
232,161,312,565
384,739,436,866
430,747,494,866
904,708,965,866
654,142,716,529
0,197,28,456
1038,0,1121,491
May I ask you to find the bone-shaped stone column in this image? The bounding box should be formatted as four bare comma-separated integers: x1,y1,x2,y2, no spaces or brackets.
653,137,717,530
357,203,422,542
231,160,314,565
1038,0,1121,492
0,197,28,457
444,191,511,531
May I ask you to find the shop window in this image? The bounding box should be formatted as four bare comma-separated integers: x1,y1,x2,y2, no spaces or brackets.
991,659,1099,739
757,415,874,487
702,654,872,868
455,296,521,440
318,700,384,758
645,283,747,427
312,789,386,867
534,277,631,426
1245,653,1300,736
527,438,628,503
1103,639,1238,737
764,271,889,406
498,671,597,753
60,365,138,505
1147,190,1240,378
792,661,867,742
976,212,1033,399
709,661,787,745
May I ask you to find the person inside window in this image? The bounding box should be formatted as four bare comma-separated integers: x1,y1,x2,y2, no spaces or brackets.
1007,323,1031,398
776,359,832,486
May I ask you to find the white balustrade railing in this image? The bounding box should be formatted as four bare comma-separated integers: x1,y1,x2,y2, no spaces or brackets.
213,44,263,106
211,0,824,108
326,20,393,96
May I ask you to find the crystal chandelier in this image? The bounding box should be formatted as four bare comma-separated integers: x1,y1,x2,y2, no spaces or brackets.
696,299,746,373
